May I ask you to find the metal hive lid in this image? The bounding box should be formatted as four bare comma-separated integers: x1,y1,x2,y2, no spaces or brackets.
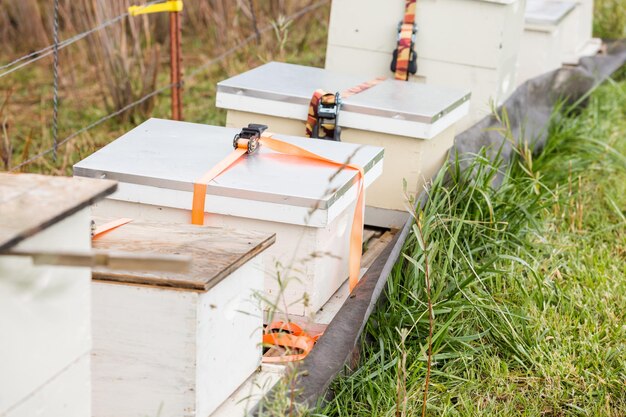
73,118,383,210
217,62,471,125
525,0,577,25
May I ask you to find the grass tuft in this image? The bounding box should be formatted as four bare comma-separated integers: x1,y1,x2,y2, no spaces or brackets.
317,79,626,417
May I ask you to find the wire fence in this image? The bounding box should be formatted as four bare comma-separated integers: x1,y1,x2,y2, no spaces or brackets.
3,0,329,172
0,0,167,79
11,84,175,171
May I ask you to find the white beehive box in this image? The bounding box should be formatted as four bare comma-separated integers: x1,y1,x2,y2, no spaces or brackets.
563,0,602,64
324,0,525,129
74,118,383,317
518,0,577,83
216,62,470,227
90,218,274,417
0,174,116,417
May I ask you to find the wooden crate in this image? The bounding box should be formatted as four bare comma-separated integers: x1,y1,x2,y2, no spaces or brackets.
324,0,526,129
0,174,116,417
216,62,469,228
74,119,383,317
91,219,274,417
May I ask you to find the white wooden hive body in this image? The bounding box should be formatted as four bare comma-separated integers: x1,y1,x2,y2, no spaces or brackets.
90,219,274,417
563,0,602,64
74,119,384,316
324,0,526,129
216,62,469,227
92,259,264,417
518,0,578,83
0,174,116,417
0,212,92,417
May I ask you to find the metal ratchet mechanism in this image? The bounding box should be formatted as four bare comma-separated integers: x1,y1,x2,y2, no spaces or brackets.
233,123,268,154
312,92,342,141
390,21,418,75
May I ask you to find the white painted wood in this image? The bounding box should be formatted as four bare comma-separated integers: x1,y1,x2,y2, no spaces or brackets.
91,196,354,317
211,254,380,417
0,209,92,416
212,238,393,417
323,47,511,130
85,140,382,317
562,0,601,64
92,284,196,417
327,0,524,68
575,0,593,47
211,364,286,417
518,25,563,83
325,0,526,128
313,279,351,326
364,206,410,229
3,353,90,417
92,257,264,417
212,228,396,416
575,0,601,59
415,58,517,130
100,160,380,230
76,119,382,318
224,110,456,215
518,0,577,84
216,88,470,140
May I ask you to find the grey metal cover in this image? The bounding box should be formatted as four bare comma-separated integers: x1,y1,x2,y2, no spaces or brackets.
217,62,471,124
73,118,383,209
525,0,576,25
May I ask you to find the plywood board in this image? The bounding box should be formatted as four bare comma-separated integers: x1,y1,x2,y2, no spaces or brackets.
92,218,275,291
0,173,116,251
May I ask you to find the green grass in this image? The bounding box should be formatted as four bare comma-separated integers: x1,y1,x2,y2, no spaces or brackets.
313,79,626,417
594,0,626,39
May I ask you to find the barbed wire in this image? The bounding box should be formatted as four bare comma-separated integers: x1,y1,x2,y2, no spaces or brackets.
0,0,167,79
52,0,61,160
9,0,330,171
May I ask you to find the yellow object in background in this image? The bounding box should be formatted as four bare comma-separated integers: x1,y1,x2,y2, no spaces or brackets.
128,0,183,16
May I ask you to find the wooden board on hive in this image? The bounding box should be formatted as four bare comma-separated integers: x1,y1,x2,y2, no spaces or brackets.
0,173,116,251
92,218,275,291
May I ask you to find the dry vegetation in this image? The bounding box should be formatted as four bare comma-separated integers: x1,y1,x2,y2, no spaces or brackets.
0,0,330,173
1,0,625,174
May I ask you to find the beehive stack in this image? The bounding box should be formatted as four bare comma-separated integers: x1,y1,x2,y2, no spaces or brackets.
216,62,470,227
0,174,116,417
90,218,275,417
74,118,384,317
518,0,577,83
324,0,525,129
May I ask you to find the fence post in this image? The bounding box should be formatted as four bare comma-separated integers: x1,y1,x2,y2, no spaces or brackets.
170,9,183,121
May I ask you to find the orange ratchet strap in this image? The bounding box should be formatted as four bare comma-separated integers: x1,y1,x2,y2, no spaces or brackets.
191,123,365,292
390,0,418,81
91,218,133,240
262,321,322,363
305,77,386,141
